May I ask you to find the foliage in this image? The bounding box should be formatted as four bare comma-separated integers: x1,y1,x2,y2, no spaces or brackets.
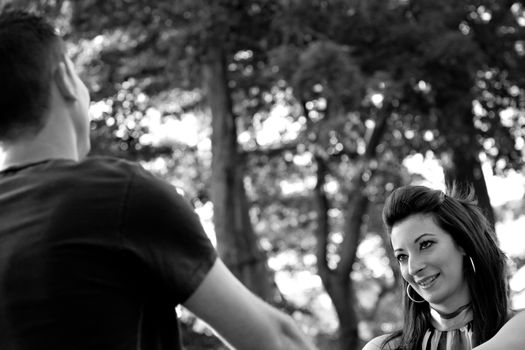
5,0,525,348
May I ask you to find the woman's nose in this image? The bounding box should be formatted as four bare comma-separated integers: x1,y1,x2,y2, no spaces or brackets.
408,255,425,275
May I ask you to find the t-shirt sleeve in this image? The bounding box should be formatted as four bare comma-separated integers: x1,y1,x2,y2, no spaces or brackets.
120,166,217,304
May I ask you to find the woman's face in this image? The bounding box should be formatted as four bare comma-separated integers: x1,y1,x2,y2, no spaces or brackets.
391,214,470,313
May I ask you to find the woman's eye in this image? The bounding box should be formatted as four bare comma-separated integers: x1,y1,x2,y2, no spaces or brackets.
420,240,434,249
396,254,408,263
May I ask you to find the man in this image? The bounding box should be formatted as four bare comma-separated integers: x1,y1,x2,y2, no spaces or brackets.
0,10,317,350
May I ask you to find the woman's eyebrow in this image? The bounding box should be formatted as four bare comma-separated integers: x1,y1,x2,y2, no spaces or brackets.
393,233,436,253
414,233,435,244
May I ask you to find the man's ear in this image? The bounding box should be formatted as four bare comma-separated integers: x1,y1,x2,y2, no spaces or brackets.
54,60,77,102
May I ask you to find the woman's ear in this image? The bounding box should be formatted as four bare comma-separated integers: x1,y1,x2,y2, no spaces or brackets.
54,60,77,101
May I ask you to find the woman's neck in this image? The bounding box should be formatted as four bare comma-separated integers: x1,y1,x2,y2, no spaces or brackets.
431,302,471,319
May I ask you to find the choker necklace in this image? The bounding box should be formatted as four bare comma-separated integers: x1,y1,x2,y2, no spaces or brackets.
431,303,471,319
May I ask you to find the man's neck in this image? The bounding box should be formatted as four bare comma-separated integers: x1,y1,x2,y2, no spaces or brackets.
0,126,81,171
0,147,79,172
0,149,78,172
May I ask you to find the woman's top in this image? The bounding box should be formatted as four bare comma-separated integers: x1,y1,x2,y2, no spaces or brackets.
422,303,473,350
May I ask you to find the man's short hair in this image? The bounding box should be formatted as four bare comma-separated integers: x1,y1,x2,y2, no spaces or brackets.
0,10,64,142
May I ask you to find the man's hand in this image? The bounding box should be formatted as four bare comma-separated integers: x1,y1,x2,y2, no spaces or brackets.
183,259,318,350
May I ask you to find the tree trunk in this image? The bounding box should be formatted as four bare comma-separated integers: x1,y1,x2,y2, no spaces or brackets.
314,156,360,350
315,167,368,350
440,109,495,230
443,148,495,228
338,188,369,350
314,108,389,350
203,45,273,300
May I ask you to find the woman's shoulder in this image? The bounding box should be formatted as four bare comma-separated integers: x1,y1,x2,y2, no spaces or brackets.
362,334,399,350
475,310,525,350
507,308,525,320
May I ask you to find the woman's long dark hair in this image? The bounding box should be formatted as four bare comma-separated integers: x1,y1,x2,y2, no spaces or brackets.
380,185,508,349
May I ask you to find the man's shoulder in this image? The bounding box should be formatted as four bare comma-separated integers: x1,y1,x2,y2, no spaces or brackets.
362,334,399,350
80,156,139,172
77,156,151,180
77,156,186,208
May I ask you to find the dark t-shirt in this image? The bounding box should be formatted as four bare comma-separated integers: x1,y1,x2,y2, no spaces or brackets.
0,157,217,350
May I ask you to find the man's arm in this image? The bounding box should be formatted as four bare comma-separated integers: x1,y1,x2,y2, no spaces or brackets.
183,259,318,350
362,334,399,350
473,311,525,350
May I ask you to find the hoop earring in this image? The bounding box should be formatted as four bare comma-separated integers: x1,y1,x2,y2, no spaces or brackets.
469,256,476,274
406,284,425,303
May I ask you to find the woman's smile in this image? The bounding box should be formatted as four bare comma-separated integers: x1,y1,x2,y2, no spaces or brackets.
415,273,439,289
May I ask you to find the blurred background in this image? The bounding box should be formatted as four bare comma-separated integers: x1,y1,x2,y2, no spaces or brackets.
1,1,524,349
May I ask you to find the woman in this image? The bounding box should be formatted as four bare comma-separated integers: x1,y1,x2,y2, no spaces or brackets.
363,185,510,350
473,310,525,349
